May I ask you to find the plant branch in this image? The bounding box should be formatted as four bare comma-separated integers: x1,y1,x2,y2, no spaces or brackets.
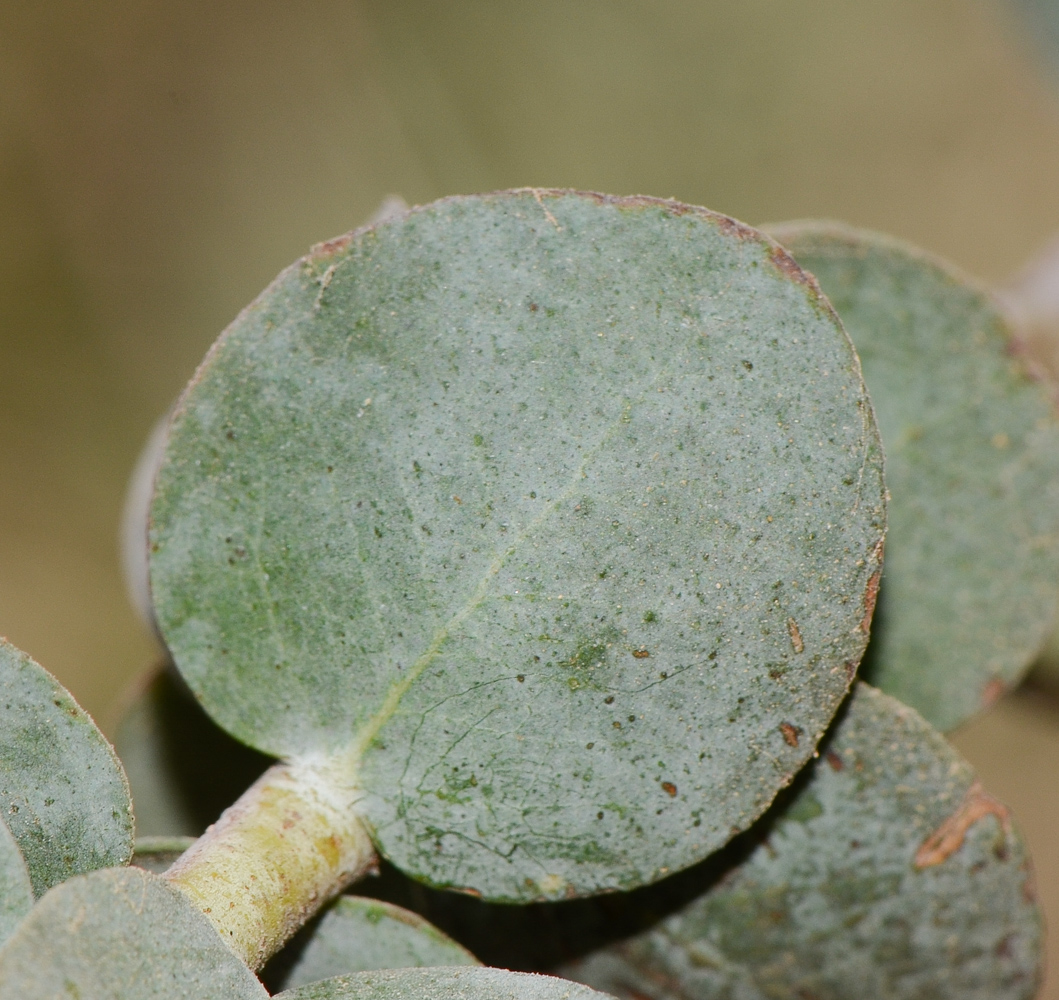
164,756,377,970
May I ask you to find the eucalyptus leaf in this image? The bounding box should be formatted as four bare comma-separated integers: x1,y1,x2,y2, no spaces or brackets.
0,818,31,948
768,222,1059,731
561,683,1041,1000
0,866,268,999
274,966,611,1000
0,637,133,896
151,190,886,900
267,895,479,992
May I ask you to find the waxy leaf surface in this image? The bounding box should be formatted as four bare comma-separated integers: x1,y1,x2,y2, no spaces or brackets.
275,966,610,1000
151,190,886,900
0,819,31,948
269,896,478,992
562,683,1041,1000
0,866,268,999
0,638,133,896
769,222,1059,730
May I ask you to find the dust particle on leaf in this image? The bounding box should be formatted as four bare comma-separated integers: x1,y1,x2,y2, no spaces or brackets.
860,572,881,633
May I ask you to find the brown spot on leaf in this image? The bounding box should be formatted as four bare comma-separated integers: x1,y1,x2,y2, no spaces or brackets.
661,781,677,797
915,780,1012,869
768,243,805,279
786,618,804,654
859,572,881,633
453,886,483,898
982,677,1006,708
310,233,354,259
632,648,650,659
779,722,801,747
825,750,844,772
717,215,757,240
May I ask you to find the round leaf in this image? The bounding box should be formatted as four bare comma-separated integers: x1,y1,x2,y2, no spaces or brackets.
151,190,886,900
267,896,479,993
0,866,268,998
0,637,133,895
561,683,1042,1000
275,966,612,1000
767,222,1059,730
0,818,32,948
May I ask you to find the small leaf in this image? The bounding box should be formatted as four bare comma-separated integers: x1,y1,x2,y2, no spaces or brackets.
0,817,31,948
267,896,479,992
0,637,133,896
0,866,268,998
114,664,271,838
151,190,886,900
131,835,195,874
767,222,1059,730
561,683,1042,1000
274,966,613,1000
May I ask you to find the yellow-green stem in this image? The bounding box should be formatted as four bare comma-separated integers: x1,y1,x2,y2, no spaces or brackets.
164,756,377,971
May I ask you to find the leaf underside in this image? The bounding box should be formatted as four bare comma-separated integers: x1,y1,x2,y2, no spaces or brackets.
274,966,611,1000
151,190,886,900
266,895,479,993
768,222,1059,731
0,866,268,998
561,682,1042,1000
0,637,133,896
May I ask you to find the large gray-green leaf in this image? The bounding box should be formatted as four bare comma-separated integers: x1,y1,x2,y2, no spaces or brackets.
0,866,268,999
268,896,479,993
115,664,271,838
151,190,886,900
275,966,611,1000
0,819,31,948
561,682,1041,1000
0,637,133,896
768,222,1059,731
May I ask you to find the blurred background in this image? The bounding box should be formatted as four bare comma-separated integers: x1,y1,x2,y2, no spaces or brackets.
4,0,1059,993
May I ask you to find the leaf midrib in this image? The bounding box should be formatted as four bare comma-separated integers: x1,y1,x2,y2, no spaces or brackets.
344,379,662,766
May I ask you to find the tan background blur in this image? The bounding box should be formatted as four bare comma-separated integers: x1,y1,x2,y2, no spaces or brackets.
3,0,1059,994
